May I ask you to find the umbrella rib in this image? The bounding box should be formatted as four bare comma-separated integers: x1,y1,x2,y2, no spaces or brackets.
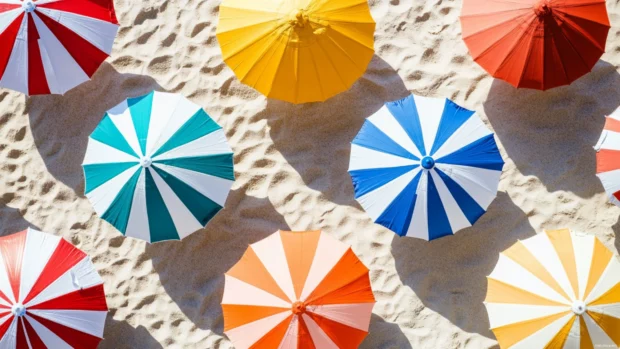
515,25,538,87
460,11,532,39
550,18,594,75
313,37,348,90
471,16,534,71
304,41,327,101
554,12,608,52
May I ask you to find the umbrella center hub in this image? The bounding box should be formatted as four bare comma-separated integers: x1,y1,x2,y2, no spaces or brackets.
421,156,435,170
534,1,552,17
22,1,36,13
291,10,309,28
572,301,587,315
140,156,152,168
292,301,306,315
11,304,26,317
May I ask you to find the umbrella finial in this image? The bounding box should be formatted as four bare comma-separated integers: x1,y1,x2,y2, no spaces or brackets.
21,0,36,13
11,303,26,317
292,301,307,315
421,156,435,170
291,10,309,28
534,0,552,17
571,301,587,315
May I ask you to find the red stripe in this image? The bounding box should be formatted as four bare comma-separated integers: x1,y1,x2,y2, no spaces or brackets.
0,230,28,302
0,316,15,341
27,14,50,95
604,117,620,133
0,13,24,81
29,284,107,311
22,239,86,306
35,12,109,78
23,317,46,349
596,149,620,174
0,4,19,13
16,318,28,349
38,0,118,24
28,313,103,349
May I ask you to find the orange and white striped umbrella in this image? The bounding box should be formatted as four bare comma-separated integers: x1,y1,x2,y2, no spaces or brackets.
222,230,375,349
485,229,620,348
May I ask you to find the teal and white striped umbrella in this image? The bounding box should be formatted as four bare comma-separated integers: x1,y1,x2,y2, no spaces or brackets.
82,91,235,243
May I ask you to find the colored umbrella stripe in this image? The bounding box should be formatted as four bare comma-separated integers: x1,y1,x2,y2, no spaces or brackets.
596,109,620,206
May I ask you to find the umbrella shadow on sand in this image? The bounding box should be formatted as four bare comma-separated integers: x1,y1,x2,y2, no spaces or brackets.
392,192,535,339
484,60,620,198
26,63,164,194
253,55,409,207
100,317,163,349
148,189,288,334
360,314,412,349
0,204,39,236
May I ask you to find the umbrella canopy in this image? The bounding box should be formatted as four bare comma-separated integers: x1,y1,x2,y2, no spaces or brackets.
82,91,235,243
0,0,119,95
485,229,620,348
596,107,620,206
216,0,375,104
349,94,504,240
222,230,375,349
460,0,610,90
0,228,108,348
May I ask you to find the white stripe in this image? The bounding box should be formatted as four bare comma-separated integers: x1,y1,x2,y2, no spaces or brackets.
348,144,418,171
277,318,298,349
585,256,620,304
0,8,20,34
32,13,89,95
484,303,569,329
582,312,617,347
83,138,139,165
152,129,233,161
222,275,291,308
148,96,202,156
251,233,296,303
123,170,151,243
597,170,620,198
0,316,17,348
589,303,620,319
562,317,580,349
432,113,492,159
594,130,607,152
435,163,500,209
366,106,423,158
154,163,233,207
225,311,291,349
356,167,421,221
598,129,620,151
107,100,143,157
300,232,349,301
302,314,339,349
413,95,444,155
511,313,574,349
609,107,620,121
0,14,27,94
35,7,118,54
489,254,571,305
147,167,203,240
85,165,140,217
405,171,429,239
307,303,374,331
26,256,103,308
18,229,61,303
27,309,106,338
24,315,72,349
146,92,182,157
0,251,14,304
571,232,595,301
429,169,471,234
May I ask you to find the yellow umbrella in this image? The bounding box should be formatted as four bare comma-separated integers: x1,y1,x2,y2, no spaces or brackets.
216,0,375,104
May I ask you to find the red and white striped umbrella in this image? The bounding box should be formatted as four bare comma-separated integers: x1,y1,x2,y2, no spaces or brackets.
0,228,108,348
0,0,119,95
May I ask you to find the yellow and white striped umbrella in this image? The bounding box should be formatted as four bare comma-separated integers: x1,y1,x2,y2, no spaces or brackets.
486,229,620,348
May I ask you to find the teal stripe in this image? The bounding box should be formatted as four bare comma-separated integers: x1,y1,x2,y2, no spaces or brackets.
151,109,221,158
128,92,154,156
154,153,235,181
100,168,141,235
90,113,138,158
83,162,138,194
152,167,222,226
144,169,180,242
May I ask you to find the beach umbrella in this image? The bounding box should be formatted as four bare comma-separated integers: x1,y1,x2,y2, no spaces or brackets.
216,0,375,104
0,228,108,348
0,0,119,95
349,94,504,241
460,0,610,90
222,230,375,348
82,91,235,243
596,107,620,206
485,229,620,348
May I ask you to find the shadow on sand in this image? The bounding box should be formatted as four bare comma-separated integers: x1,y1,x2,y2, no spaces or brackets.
360,314,412,349
0,204,38,236
392,192,535,339
100,317,163,349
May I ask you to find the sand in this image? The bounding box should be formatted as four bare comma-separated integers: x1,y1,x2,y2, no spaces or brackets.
0,0,619,348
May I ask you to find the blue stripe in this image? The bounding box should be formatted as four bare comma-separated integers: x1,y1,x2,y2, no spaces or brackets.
83,162,138,194
435,168,485,225
350,165,418,199
145,169,180,242
100,168,141,235
429,100,475,156
436,134,504,171
375,171,423,236
426,172,453,240
154,154,235,181
128,92,154,157
386,95,427,156
352,120,418,160
152,109,221,158
90,113,138,158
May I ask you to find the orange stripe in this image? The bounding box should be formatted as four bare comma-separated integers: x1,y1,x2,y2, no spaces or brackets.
503,241,571,301
492,311,571,349
604,117,620,133
249,314,292,349
298,315,317,349
584,239,613,301
222,305,290,331
279,230,321,300
586,311,620,346
486,278,567,306
579,316,594,349
596,149,620,173
307,312,368,349
226,246,290,302
544,315,575,349
589,283,620,306
546,229,579,299
309,273,375,305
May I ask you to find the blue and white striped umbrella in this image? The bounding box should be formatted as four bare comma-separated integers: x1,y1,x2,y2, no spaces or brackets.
82,91,235,243
349,94,504,241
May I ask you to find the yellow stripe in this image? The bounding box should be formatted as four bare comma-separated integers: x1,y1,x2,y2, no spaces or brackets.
503,241,571,302
586,311,620,346
544,315,575,349
580,316,594,349
584,239,613,301
589,282,620,306
546,229,579,299
486,278,567,306
492,311,571,348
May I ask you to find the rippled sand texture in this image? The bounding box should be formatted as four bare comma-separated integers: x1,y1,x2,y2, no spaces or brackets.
1,0,620,348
